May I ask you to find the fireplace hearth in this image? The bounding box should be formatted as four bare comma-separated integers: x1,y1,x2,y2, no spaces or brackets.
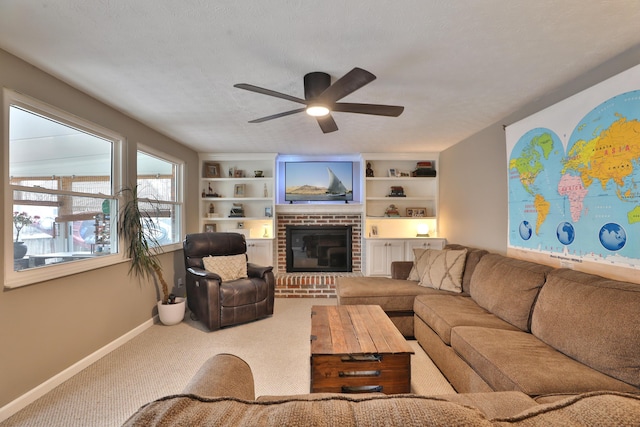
286,225,352,273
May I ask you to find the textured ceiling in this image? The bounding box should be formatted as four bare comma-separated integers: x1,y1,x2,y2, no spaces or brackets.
2,1,640,155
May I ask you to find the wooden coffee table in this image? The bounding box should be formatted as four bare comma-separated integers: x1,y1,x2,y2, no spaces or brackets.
310,305,414,394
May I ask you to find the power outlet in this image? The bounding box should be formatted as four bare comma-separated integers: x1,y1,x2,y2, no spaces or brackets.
177,278,184,287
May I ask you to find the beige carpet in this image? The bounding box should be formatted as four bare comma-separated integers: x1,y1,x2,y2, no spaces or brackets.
2,298,454,427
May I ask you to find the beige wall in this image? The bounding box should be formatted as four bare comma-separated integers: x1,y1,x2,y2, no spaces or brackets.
439,45,640,254
0,49,200,408
439,125,508,253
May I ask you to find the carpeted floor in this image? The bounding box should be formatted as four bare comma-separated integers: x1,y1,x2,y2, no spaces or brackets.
1,298,454,427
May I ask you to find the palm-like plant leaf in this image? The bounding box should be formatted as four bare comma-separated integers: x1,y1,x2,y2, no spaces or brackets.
118,186,170,304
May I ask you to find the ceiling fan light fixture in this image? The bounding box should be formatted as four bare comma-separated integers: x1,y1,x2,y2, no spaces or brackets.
306,105,330,117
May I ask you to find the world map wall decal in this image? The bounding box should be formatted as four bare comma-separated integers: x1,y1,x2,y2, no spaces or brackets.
506,64,640,275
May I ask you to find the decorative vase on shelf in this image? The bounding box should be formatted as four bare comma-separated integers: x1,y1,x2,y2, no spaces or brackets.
14,242,28,259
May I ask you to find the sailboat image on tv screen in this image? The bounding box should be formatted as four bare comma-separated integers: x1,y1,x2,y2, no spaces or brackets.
285,162,353,202
326,168,348,198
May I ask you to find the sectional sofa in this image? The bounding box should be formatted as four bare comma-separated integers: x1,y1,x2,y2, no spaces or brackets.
123,245,640,425
124,353,640,426
337,244,640,396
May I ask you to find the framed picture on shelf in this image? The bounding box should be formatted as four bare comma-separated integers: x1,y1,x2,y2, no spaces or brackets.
234,184,246,197
204,224,216,233
406,207,427,217
234,169,244,178
265,206,272,217
203,162,221,178
388,168,397,177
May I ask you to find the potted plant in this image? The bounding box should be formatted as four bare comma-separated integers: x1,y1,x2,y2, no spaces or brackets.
118,186,185,325
13,211,40,259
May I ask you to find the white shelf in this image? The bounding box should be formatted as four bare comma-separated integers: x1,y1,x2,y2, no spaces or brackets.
203,177,273,182
366,216,437,220
366,177,436,181
202,197,272,202
202,217,273,221
366,197,435,201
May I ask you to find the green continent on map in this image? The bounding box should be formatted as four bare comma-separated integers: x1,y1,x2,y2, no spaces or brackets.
562,115,640,197
628,206,640,224
509,132,554,195
534,194,550,235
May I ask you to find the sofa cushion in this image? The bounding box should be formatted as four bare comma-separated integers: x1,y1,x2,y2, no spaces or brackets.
440,391,538,419
411,248,467,292
451,326,640,396
494,392,640,425
203,254,247,281
414,294,518,345
531,268,640,388
336,276,452,312
470,254,552,331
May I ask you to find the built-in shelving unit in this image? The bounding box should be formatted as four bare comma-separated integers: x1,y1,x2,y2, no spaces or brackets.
362,153,439,239
199,153,276,265
361,153,443,276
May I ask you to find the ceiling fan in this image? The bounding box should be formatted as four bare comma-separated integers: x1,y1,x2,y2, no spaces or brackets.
234,67,404,133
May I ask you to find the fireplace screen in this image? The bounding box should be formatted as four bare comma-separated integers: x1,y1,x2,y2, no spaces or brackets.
286,225,352,272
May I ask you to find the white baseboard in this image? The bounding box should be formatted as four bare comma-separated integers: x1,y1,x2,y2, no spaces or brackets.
0,316,157,423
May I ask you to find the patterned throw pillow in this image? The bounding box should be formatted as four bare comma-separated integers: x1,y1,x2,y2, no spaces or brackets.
202,254,248,282
408,262,420,281
413,248,467,293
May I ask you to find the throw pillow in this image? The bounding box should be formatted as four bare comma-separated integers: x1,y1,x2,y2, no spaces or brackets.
408,261,420,281
409,248,434,281
203,254,248,282
414,248,467,293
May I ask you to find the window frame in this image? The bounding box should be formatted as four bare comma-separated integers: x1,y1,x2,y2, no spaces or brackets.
136,144,184,250
3,88,125,289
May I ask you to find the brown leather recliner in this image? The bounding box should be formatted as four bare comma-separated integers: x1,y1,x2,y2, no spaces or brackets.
183,232,275,331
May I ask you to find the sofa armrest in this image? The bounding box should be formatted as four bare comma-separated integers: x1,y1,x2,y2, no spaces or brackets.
183,354,255,400
391,261,414,280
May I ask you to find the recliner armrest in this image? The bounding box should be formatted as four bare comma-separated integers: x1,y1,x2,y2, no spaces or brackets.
247,263,274,279
187,267,222,281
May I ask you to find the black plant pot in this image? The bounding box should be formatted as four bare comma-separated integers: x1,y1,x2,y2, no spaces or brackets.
14,242,28,259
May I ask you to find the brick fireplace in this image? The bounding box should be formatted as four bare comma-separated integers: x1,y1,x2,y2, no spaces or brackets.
275,211,362,298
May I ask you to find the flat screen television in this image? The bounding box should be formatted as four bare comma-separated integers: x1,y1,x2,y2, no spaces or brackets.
285,161,354,202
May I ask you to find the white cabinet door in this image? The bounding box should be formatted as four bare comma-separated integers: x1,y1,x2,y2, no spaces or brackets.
404,238,447,260
366,239,405,276
246,239,273,267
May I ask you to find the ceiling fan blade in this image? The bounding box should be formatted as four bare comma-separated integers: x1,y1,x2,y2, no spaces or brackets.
248,108,306,123
332,103,404,117
234,83,307,105
316,114,338,133
317,67,376,103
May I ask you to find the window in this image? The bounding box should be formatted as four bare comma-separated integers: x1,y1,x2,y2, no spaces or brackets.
136,148,183,246
4,89,123,288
